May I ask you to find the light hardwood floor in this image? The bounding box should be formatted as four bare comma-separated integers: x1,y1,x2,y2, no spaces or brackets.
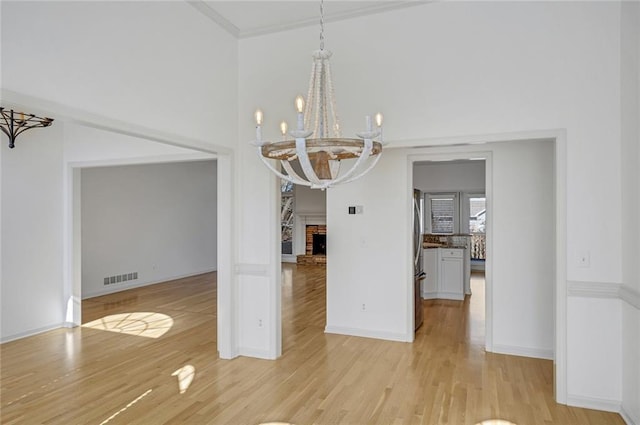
1,266,624,424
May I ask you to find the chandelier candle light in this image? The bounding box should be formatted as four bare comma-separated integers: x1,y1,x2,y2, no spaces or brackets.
252,1,384,190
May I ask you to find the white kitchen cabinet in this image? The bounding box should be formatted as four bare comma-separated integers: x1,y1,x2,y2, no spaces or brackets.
440,249,464,299
464,246,471,295
422,248,465,301
422,248,438,296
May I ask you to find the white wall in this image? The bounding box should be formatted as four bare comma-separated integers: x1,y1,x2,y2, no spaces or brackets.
64,124,207,165
1,122,64,340
567,297,622,410
325,140,554,354
1,1,237,149
81,160,217,298
238,0,625,408
413,161,486,193
620,1,640,423
326,149,410,340
622,301,640,424
240,0,622,279
491,140,555,357
1,1,237,345
294,185,326,215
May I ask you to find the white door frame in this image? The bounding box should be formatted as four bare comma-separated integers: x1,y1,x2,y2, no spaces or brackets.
404,130,567,404
55,122,236,359
409,150,494,351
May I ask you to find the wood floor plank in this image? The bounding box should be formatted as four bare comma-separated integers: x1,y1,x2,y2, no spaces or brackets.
1,266,625,424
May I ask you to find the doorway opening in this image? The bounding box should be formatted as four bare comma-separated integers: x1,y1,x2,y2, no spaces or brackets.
413,158,488,346
60,120,233,358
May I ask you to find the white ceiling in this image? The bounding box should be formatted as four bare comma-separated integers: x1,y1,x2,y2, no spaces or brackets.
190,1,426,38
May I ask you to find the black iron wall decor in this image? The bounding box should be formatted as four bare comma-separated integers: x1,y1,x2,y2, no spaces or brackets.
0,107,54,148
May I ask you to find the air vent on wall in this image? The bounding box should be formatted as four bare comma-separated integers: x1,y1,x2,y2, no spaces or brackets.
103,272,138,286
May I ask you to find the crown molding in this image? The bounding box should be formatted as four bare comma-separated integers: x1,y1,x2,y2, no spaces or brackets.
187,1,241,38
187,1,429,39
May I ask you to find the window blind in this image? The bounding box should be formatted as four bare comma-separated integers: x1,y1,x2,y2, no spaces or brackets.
430,197,455,234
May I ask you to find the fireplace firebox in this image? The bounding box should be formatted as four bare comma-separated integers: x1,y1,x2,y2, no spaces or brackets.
312,234,326,255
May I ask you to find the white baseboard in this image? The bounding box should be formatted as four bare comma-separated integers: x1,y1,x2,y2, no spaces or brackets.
325,325,412,342
567,394,622,414
282,255,297,263
621,406,639,425
237,346,276,360
0,322,64,344
82,268,217,299
421,291,464,301
491,343,554,360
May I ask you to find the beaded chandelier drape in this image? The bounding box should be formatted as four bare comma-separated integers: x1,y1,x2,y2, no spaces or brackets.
251,0,384,190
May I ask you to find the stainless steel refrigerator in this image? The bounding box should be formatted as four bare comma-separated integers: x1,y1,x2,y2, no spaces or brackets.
413,189,425,330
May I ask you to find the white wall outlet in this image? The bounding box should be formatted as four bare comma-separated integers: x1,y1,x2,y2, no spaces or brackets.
577,250,590,268
258,319,263,327
355,205,363,214
361,303,366,311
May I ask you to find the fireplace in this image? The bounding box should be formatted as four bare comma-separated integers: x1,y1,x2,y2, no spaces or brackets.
298,224,327,265
312,234,326,255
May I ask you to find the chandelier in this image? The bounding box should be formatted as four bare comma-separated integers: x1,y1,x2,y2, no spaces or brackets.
252,1,384,190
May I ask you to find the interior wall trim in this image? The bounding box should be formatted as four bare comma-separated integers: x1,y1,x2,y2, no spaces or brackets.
325,325,412,343
0,323,62,344
237,346,275,360
620,405,639,425
188,0,426,39
619,284,640,310
566,394,622,415
235,263,270,277
567,281,621,299
568,281,640,310
1,89,230,155
491,344,554,361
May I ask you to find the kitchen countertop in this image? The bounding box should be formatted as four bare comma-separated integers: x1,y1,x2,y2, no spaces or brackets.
423,243,467,249
422,233,470,249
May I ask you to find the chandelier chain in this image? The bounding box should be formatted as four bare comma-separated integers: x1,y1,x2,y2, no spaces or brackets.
319,0,325,50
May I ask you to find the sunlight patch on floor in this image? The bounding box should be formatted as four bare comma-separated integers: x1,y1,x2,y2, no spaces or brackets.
99,389,153,425
82,312,173,338
172,365,195,394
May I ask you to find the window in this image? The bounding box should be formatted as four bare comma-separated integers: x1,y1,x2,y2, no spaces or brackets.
468,195,486,261
468,197,486,234
426,193,458,234
281,180,294,255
